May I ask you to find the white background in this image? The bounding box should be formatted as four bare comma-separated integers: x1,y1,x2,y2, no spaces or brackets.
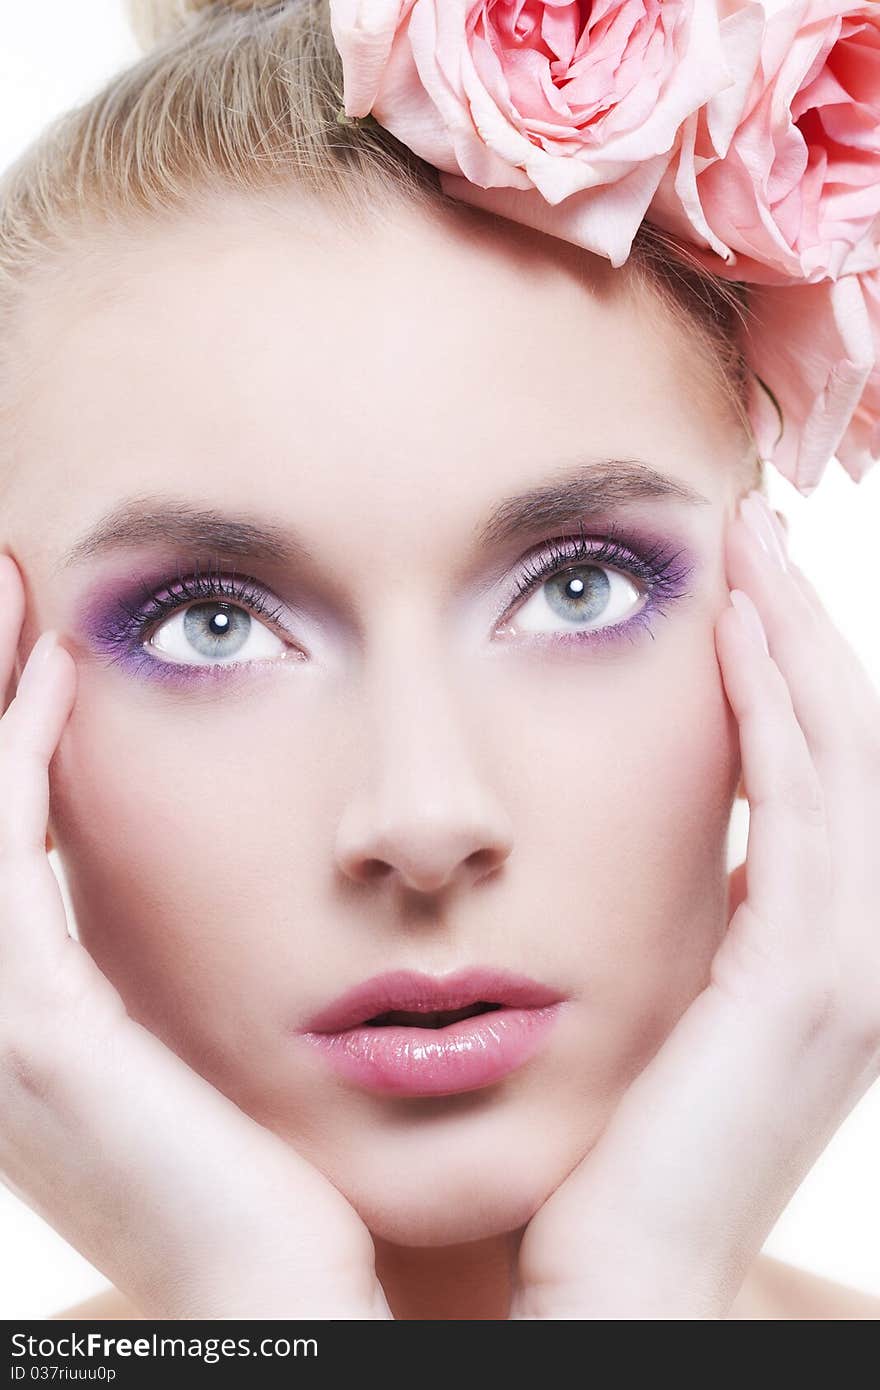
1,1,878,1318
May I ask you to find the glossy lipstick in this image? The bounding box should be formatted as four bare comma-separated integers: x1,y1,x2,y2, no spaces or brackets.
297,967,566,1097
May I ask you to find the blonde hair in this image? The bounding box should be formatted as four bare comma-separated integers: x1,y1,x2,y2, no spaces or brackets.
0,0,760,487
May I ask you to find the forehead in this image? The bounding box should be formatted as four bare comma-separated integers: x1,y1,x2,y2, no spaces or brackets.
4,191,738,560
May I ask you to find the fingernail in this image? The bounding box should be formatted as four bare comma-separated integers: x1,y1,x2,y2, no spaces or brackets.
18,630,59,696
740,493,788,572
730,590,769,654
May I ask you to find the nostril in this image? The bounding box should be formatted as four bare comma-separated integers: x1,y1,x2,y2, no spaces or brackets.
466,847,507,884
361,859,393,883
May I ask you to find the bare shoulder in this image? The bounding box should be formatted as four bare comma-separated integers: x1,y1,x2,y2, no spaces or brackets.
48,1287,144,1321
730,1254,880,1320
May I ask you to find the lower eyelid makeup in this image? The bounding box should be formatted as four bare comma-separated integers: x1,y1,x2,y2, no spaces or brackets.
496,522,697,651
78,525,699,686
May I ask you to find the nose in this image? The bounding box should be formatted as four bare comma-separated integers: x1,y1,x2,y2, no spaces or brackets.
334,629,514,896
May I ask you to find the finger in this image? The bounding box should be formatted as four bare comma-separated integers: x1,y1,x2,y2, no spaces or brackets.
0,561,56,849
0,555,27,715
715,593,832,950
0,632,78,980
726,497,880,783
0,632,76,853
726,508,877,1004
762,506,827,623
786,555,880,707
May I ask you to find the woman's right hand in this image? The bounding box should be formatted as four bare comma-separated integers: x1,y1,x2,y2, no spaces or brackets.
0,555,392,1320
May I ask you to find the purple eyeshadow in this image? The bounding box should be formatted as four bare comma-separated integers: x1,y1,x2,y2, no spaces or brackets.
75,561,297,688
74,523,703,688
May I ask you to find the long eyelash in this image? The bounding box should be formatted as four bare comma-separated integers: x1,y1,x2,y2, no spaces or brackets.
508,520,694,644
100,559,286,670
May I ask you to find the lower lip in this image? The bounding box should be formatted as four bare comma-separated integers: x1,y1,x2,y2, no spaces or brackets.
299,1004,564,1097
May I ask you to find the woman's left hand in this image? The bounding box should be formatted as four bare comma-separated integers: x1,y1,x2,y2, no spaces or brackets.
508,490,880,1319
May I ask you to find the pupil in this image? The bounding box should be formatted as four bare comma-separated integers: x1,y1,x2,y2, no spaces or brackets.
545,565,608,624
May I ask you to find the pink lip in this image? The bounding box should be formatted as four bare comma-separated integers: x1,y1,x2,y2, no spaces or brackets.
297,967,568,1098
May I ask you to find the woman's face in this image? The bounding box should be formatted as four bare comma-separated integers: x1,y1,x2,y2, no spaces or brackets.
2,192,746,1245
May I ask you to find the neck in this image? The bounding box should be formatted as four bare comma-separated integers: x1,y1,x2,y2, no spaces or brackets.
372,1227,525,1320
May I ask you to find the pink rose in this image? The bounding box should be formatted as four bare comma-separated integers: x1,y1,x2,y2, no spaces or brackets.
648,0,880,284
835,267,880,482
329,0,733,266
741,271,876,491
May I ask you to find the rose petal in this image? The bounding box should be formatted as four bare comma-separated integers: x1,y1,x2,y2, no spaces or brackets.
439,155,671,268
743,274,875,493
835,266,880,483
330,0,414,119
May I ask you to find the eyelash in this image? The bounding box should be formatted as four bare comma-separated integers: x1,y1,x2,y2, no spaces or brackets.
101,561,292,683
101,524,693,681
504,521,692,650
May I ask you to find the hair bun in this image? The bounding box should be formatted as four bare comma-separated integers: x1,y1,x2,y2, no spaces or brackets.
127,0,285,51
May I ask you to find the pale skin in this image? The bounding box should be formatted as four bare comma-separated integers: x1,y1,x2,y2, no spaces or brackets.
0,191,878,1319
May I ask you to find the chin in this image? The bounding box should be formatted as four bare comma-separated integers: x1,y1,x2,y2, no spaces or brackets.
347,1171,551,1247
309,1108,592,1247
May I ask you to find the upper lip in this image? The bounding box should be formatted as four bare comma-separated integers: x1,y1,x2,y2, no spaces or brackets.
301,967,566,1034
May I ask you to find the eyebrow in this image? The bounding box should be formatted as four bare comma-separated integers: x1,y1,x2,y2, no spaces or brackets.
57,496,313,573
57,460,709,573
473,457,709,551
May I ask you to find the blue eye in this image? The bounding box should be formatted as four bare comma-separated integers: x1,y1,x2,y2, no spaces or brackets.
147,596,287,667
98,564,302,683
498,524,695,651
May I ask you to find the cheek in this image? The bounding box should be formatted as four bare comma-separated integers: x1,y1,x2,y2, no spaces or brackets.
47,675,335,1083
491,627,738,863
488,629,738,1050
